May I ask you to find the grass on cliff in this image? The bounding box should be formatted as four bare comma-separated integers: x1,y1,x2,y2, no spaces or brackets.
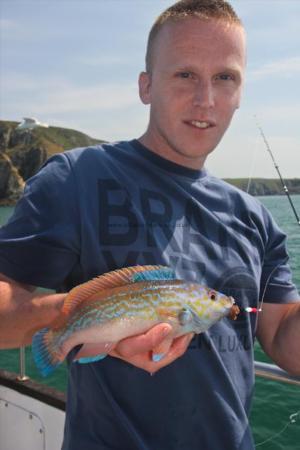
0,120,104,158
34,126,104,155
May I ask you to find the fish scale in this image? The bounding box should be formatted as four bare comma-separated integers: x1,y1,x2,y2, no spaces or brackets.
32,265,239,376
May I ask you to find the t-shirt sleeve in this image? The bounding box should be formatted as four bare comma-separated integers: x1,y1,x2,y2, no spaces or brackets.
260,206,299,303
0,153,80,289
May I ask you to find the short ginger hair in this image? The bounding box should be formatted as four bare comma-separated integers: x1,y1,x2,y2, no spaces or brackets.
145,0,242,72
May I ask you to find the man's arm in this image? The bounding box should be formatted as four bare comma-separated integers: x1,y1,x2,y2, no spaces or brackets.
256,301,300,376
0,273,66,348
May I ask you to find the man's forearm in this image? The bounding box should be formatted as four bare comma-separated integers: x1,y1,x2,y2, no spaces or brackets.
273,303,300,375
0,276,65,349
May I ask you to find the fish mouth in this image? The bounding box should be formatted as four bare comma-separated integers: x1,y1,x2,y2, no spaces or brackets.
228,303,240,321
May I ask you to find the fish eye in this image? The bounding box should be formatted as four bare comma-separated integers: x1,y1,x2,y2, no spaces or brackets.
209,291,216,301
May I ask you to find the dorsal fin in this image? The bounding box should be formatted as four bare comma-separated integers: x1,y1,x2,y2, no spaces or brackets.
132,267,175,282
62,265,173,315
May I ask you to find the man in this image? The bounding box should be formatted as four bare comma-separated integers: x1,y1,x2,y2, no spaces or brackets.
0,1,299,449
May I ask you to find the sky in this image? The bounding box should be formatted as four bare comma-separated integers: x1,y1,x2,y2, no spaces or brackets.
0,0,299,178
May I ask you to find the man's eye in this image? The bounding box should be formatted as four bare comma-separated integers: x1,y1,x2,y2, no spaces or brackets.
216,73,234,81
178,72,192,79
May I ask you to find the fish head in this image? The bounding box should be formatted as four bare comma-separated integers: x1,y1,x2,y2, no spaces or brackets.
179,284,238,333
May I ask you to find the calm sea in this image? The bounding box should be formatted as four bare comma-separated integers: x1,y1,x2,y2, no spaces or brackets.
0,195,299,449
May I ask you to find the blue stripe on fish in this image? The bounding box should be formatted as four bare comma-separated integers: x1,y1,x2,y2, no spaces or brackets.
132,268,175,283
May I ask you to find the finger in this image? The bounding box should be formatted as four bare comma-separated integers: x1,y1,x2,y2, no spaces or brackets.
168,332,194,358
125,333,194,374
114,323,172,358
153,333,194,364
145,333,195,373
109,332,194,374
151,336,174,362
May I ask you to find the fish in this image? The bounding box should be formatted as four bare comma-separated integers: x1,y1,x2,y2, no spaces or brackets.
32,265,240,376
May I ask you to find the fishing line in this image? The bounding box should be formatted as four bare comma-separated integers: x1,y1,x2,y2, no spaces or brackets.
255,410,300,447
246,136,260,194
243,257,299,447
240,121,299,446
254,115,300,229
243,258,287,316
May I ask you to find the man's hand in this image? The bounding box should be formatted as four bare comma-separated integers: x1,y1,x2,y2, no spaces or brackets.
0,272,66,348
109,323,194,373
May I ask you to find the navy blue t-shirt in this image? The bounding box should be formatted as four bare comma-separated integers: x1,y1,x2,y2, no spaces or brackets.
0,140,298,450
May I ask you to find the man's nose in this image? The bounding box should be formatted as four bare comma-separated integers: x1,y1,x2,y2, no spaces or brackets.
192,81,215,108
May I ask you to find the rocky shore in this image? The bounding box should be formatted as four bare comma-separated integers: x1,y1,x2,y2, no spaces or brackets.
0,120,103,205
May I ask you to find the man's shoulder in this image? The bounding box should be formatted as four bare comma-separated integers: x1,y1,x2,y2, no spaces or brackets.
31,140,134,185
62,140,132,167
24,140,133,194
207,174,263,210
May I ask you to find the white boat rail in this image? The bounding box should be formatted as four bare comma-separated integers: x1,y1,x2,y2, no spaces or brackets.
15,347,300,387
254,361,300,386
17,346,29,382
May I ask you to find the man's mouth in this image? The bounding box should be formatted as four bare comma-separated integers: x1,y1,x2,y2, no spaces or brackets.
186,120,215,129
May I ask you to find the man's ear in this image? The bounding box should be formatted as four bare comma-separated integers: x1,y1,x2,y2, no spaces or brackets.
139,71,151,105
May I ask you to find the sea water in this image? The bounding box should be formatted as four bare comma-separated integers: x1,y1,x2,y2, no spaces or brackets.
0,196,299,449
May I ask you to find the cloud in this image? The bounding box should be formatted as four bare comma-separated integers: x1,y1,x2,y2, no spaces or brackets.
77,55,132,67
249,105,300,134
0,19,17,30
0,17,35,41
38,83,139,114
0,74,140,116
0,74,54,91
207,133,299,179
247,56,300,81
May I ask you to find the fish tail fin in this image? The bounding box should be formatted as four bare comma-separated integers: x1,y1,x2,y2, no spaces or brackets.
32,328,62,377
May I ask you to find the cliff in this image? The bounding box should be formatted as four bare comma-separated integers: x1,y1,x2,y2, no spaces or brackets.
0,120,104,205
224,178,300,197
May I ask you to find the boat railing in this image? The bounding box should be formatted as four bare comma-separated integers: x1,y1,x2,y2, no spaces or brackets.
17,346,29,382
15,347,300,386
254,361,300,386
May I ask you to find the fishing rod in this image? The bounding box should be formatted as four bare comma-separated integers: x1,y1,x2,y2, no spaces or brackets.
254,116,300,228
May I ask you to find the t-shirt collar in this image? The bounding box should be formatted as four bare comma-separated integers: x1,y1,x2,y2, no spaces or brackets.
129,139,208,181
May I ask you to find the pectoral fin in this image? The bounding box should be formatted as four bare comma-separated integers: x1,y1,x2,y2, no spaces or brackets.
76,354,107,364
73,342,114,362
178,308,193,326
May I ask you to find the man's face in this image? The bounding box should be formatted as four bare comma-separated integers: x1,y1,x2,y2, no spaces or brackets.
139,18,246,169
